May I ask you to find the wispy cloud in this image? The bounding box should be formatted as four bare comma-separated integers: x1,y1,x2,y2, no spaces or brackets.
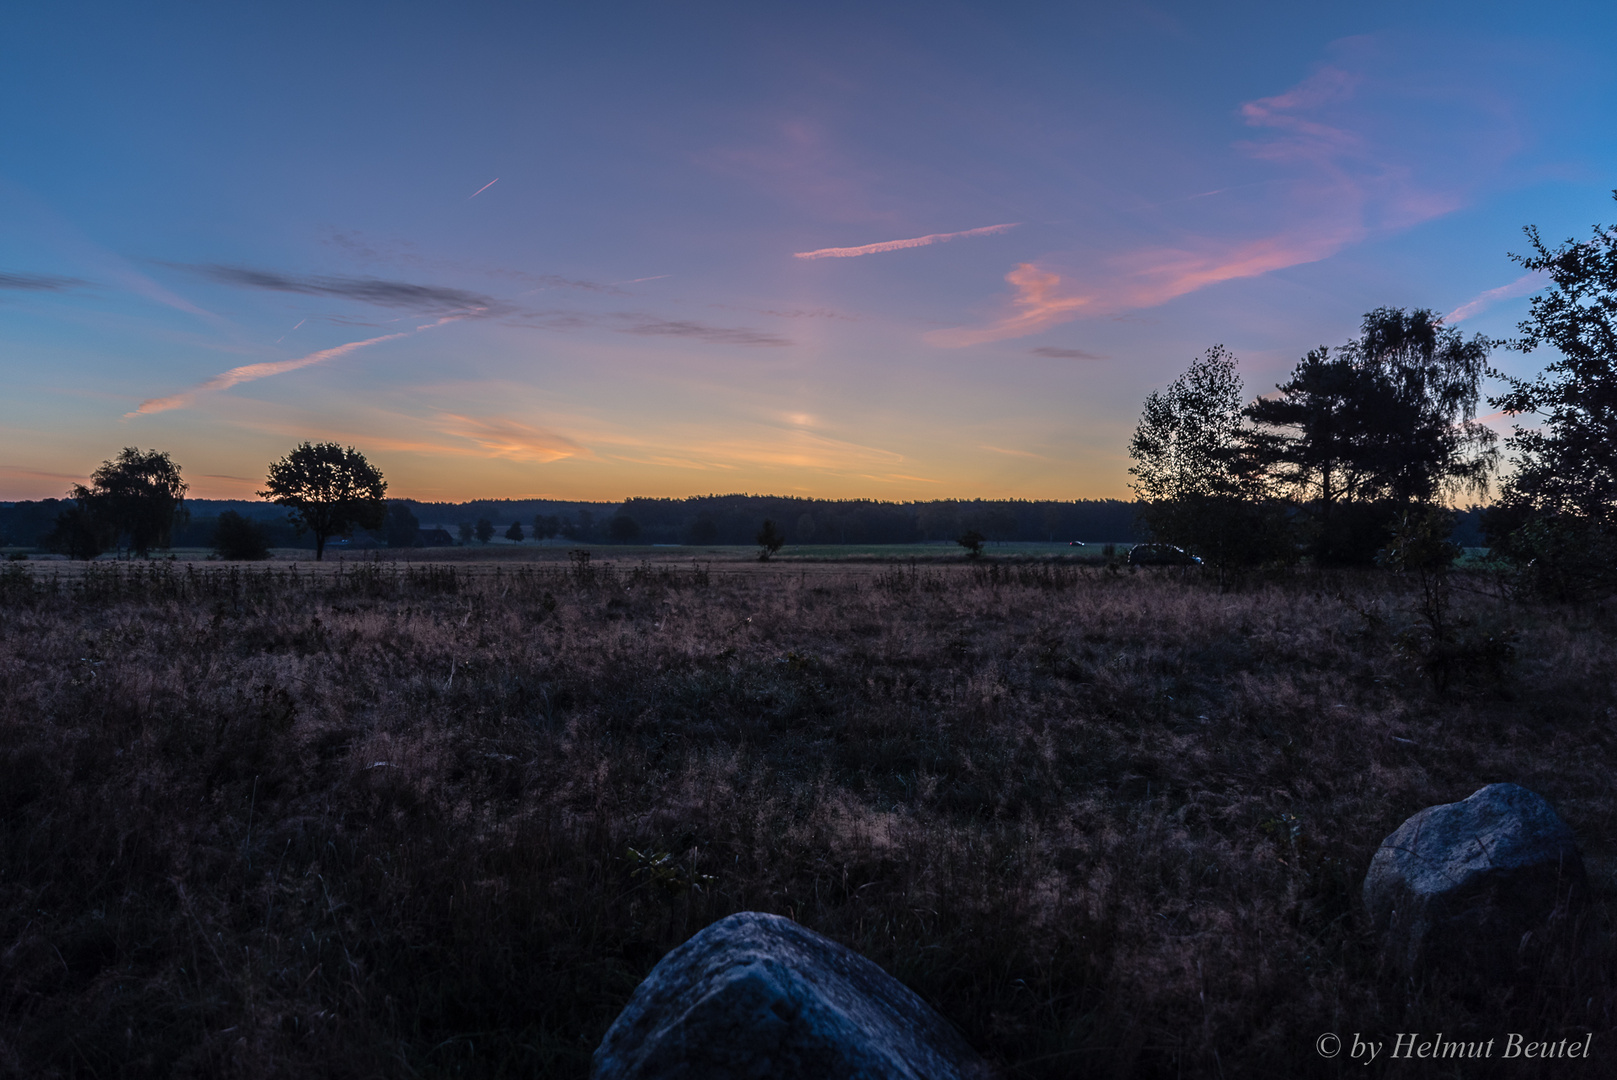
128,332,409,416
429,414,588,462
618,318,793,347
468,178,499,199
508,309,793,346
0,271,87,291
794,223,1019,260
980,444,1045,459
1446,272,1545,323
926,264,1092,347
932,58,1466,346
1031,346,1104,360
186,264,497,313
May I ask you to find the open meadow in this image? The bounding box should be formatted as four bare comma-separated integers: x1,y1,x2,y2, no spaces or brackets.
2,554,1614,1077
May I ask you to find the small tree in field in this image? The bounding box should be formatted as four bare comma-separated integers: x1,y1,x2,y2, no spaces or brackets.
71,447,189,557
213,511,271,560
957,529,986,559
46,505,109,561
505,520,525,542
475,518,495,544
756,519,785,561
259,443,387,560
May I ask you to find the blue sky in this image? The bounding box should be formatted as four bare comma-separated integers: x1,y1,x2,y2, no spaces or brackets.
3,1,1615,500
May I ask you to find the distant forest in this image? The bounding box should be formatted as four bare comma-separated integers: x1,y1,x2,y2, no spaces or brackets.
0,493,1489,552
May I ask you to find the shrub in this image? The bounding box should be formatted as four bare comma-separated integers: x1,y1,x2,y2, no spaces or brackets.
213,511,272,560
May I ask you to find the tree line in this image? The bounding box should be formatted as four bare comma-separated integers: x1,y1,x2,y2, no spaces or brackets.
1128,192,1617,597
0,469,1160,560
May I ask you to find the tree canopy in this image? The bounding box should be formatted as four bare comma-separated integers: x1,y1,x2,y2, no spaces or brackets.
1128,346,1289,572
1492,192,1617,519
259,443,387,560
1485,192,1617,597
65,447,189,557
1244,308,1494,563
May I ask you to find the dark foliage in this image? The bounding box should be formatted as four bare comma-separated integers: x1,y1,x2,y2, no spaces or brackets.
259,443,387,561
1488,191,1617,598
212,510,271,561
755,518,785,560
44,503,110,561
383,501,420,548
1245,309,1494,564
68,447,190,557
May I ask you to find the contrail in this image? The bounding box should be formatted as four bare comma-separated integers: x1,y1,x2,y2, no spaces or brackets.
469,178,499,199
1445,272,1544,324
128,308,479,417
794,223,1019,260
127,332,407,416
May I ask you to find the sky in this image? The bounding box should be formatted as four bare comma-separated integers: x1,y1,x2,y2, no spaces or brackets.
3,1,1616,502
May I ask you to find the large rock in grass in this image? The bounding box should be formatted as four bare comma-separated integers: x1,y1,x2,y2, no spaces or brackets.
592,911,993,1080
1363,783,1585,974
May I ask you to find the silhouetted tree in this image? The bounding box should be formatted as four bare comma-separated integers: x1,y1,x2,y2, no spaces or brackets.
71,447,189,557
475,518,495,544
46,504,109,561
532,514,562,540
213,511,271,560
505,520,525,542
1246,309,1493,563
607,514,640,543
1129,346,1290,573
260,443,387,560
756,519,785,561
957,529,986,559
1488,192,1617,596
458,522,474,545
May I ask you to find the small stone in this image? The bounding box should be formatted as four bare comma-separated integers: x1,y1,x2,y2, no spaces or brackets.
1363,783,1585,974
592,911,994,1080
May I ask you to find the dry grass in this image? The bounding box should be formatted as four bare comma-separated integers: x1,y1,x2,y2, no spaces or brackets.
1,558,1613,1078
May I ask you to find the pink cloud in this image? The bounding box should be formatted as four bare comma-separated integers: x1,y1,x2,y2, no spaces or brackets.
931,59,1468,347
925,264,1093,347
794,223,1020,260
928,228,1362,348
1445,272,1545,323
127,332,408,416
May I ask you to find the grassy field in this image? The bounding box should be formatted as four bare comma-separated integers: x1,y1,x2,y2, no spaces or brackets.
1,557,1612,1077
0,540,1131,564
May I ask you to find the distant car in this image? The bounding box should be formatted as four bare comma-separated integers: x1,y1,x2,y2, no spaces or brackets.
1068,540,1085,546
1126,543,1201,566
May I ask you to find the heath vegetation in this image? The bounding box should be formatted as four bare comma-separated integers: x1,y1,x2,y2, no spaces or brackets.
1,556,1613,1078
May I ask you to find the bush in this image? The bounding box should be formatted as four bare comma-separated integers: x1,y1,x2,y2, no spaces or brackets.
45,505,109,561
213,511,272,560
